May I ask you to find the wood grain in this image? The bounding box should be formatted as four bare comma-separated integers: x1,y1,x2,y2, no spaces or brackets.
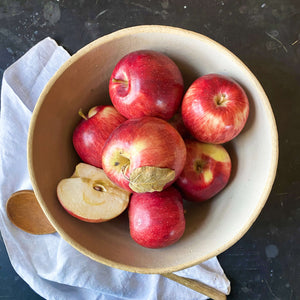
6,190,56,235
162,272,227,300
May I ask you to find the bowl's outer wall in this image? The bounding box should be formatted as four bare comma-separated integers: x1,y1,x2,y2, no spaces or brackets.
28,26,278,274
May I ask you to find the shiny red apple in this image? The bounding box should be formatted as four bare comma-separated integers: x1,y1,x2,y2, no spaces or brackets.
73,105,126,168
101,116,186,193
128,186,185,248
181,74,249,144
109,50,184,120
176,140,231,202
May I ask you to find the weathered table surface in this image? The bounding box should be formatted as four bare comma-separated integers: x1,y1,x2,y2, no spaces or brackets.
0,1,299,299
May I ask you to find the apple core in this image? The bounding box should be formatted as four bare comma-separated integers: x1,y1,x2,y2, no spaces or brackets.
57,163,130,222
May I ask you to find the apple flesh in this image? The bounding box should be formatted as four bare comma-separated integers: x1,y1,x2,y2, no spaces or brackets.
101,116,187,193
57,163,131,222
176,140,231,202
73,105,126,168
181,73,249,144
128,186,185,248
109,50,184,120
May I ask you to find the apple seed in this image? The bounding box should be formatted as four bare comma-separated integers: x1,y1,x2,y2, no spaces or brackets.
93,183,107,192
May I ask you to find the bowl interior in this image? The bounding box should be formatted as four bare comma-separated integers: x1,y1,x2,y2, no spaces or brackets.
28,26,278,274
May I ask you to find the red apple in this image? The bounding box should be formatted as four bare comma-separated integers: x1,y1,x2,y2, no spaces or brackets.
109,50,184,120
101,116,186,193
181,74,249,144
128,186,185,248
73,105,126,168
176,140,231,202
57,163,131,222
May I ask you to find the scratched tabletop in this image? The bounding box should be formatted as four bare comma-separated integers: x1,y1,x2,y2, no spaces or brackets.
0,0,299,299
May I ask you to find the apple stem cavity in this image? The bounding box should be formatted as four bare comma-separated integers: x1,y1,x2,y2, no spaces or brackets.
121,164,130,181
195,160,206,173
78,108,88,120
214,93,228,106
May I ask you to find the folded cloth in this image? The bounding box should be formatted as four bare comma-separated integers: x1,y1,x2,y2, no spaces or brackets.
0,37,231,300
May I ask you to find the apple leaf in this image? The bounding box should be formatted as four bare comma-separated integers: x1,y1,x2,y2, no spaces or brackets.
129,166,175,193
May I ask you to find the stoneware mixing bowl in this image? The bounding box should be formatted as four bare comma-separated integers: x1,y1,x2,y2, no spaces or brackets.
28,25,278,275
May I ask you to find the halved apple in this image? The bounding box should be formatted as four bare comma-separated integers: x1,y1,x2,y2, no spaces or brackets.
57,163,131,222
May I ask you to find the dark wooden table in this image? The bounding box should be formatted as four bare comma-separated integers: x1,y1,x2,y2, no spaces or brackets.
0,1,299,299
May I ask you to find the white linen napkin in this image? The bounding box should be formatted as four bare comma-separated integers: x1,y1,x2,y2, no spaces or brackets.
0,37,230,300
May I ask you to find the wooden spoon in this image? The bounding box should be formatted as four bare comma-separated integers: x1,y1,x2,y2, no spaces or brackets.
6,190,56,235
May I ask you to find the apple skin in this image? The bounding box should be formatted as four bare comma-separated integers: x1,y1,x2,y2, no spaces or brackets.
176,139,231,202
73,105,126,168
128,186,185,248
181,74,249,144
168,110,191,139
101,116,187,193
109,50,184,120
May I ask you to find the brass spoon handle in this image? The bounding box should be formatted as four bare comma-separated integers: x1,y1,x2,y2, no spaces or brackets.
162,272,227,300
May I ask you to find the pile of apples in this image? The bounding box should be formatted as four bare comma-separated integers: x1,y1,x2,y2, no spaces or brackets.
57,50,249,249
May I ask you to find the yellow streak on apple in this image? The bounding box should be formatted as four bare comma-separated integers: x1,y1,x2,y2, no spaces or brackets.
113,140,148,171
199,143,230,163
131,140,148,155
203,169,213,184
87,106,98,118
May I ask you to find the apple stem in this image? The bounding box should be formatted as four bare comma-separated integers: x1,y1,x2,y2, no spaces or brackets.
195,160,206,173
121,164,130,181
215,93,227,106
112,78,128,85
78,108,88,120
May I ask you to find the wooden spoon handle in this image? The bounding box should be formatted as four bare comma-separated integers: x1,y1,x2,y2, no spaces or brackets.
162,272,227,300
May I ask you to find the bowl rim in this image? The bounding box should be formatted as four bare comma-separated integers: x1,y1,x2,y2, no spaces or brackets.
27,25,279,274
